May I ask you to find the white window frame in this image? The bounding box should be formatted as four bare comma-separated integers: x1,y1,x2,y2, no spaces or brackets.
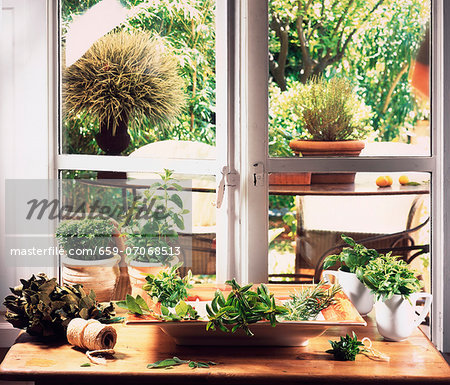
52,0,238,283
239,0,450,352
47,0,450,351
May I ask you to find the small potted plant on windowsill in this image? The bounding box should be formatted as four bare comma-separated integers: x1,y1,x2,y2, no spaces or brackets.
123,170,189,301
288,77,372,183
358,253,432,341
56,218,121,302
322,235,378,316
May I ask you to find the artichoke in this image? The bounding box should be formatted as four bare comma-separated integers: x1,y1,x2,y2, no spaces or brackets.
3,273,115,338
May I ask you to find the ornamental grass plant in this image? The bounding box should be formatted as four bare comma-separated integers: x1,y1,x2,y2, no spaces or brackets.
63,30,185,135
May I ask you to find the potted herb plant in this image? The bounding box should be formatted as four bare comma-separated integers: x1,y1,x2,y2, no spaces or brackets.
123,170,190,299
288,76,372,183
141,262,192,312
358,253,432,341
55,218,121,302
63,31,185,174
322,235,378,316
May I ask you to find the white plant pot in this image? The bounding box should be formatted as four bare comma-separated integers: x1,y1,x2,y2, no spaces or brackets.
323,270,374,316
375,293,432,341
62,254,121,302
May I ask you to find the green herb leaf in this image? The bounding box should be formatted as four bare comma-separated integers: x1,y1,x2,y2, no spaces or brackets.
125,294,143,315
326,332,364,361
80,363,91,367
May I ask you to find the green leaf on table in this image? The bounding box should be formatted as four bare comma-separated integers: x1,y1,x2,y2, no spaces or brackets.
147,357,191,369
80,363,91,367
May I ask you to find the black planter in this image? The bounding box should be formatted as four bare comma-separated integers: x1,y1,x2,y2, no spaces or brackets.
95,114,130,180
95,115,131,155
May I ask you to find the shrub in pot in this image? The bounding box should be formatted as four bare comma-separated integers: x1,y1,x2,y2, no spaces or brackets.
288,77,372,183
63,31,185,177
322,235,378,316
56,218,121,302
123,170,189,301
358,253,431,341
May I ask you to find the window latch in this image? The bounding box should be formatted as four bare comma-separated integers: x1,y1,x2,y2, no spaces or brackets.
253,162,264,187
216,166,238,208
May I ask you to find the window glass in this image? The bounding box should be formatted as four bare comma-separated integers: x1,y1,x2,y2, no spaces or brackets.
59,169,217,301
268,0,430,157
61,0,216,156
268,171,431,300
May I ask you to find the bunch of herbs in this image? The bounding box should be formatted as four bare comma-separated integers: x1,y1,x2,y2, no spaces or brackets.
206,279,288,336
3,273,115,338
142,263,193,308
326,332,364,361
282,281,341,321
357,253,422,301
323,234,379,275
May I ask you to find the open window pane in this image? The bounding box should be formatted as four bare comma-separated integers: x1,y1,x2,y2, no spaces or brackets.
268,172,430,301
268,0,430,158
61,0,216,157
59,169,217,301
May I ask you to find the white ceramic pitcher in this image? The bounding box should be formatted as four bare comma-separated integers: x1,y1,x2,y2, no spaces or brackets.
375,292,432,341
323,270,374,316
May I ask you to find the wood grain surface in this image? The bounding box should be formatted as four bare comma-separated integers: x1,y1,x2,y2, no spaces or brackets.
0,314,449,385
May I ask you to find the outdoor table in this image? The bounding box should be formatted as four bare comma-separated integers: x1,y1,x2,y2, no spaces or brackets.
0,314,448,385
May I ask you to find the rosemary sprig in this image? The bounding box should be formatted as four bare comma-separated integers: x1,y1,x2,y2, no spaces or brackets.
282,281,341,321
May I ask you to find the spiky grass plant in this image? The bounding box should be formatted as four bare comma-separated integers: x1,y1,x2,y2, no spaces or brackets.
63,31,185,135
297,77,371,141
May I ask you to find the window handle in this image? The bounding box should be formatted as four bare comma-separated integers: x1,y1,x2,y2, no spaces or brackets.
216,166,237,208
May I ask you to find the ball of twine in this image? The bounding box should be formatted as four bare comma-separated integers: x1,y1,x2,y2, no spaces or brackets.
67,318,117,351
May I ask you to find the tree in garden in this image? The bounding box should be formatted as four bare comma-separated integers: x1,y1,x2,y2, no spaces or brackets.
341,0,429,141
269,0,385,90
268,0,429,154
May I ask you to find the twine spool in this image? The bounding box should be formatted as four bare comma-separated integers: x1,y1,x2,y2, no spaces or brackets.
67,318,117,351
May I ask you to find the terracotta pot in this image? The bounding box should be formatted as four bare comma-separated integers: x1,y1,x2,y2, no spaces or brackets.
269,172,311,185
127,261,164,304
62,254,121,302
289,140,365,184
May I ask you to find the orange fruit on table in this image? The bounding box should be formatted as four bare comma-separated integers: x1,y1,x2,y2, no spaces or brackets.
376,176,393,187
399,175,410,185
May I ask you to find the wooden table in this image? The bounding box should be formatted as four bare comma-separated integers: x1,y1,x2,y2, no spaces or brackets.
1,315,449,385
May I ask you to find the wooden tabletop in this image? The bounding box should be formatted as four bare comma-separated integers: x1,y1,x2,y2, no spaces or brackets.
1,315,448,385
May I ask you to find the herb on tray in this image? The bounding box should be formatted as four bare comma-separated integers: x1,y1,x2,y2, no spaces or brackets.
116,294,150,315
282,281,341,321
142,262,192,308
160,300,200,321
80,363,92,367
206,279,289,337
357,253,422,301
326,332,364,361
323,234,379,275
